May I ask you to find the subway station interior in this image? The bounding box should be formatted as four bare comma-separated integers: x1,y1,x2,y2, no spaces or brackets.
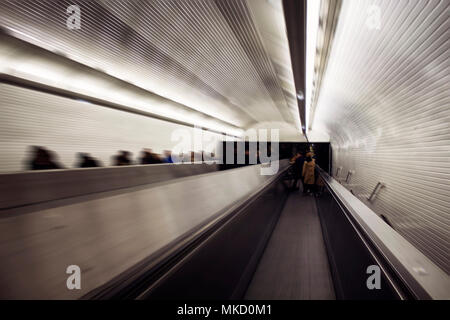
0,0,449,301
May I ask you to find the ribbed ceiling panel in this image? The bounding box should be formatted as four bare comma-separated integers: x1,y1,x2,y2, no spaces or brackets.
313,0,449,273
0,0,300,131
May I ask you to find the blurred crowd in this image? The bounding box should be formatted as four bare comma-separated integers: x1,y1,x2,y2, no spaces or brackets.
26,146,213,170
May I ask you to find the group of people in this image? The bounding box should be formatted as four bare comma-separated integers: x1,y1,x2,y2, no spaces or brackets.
115,149,175,166
289,151,323,196
112,149,214,166
27,146,177,171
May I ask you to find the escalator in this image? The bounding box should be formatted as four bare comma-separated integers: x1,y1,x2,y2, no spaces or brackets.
86,161,449,300
85,163,449,300
245,192,335,300
0,161,447,300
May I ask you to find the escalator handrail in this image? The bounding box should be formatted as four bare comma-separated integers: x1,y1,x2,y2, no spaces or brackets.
316,166,450,300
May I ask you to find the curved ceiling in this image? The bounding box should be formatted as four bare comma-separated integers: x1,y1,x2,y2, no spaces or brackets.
0,0,302,136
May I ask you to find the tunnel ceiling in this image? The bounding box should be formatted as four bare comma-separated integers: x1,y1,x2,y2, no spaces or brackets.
312,0,449,144
0,0,302,135
311,0,449,273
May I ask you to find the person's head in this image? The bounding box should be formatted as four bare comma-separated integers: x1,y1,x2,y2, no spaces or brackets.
78,152,88,160
306,156,312,162
31,146,45,157
31,146,41,155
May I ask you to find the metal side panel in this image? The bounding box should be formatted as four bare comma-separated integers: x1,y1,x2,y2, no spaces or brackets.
317,172,450,300
0,163,219,209
0,160,288,299
312,0,450,274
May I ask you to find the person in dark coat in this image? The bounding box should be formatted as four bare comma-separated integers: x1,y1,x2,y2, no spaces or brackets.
29,146,63,170
139,149,153,164
77,153,100,168
114,150,132,166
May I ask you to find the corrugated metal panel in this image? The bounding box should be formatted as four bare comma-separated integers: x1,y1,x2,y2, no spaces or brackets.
0,83,225,172
0,0,300,131
0,32,243,137
312,0,450,273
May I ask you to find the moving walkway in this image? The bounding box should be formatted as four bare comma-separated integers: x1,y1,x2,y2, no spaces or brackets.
0,161,448,299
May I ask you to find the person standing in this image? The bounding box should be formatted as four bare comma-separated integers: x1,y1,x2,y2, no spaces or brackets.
114,150,132,166
302,153,316,195
291,152,305,190
77,153,100,168
29,146,63,170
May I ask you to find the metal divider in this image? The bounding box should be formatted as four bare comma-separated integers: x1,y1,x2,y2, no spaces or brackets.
315,166,450,300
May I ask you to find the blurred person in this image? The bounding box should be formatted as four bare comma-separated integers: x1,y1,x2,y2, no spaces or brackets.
77,153,100,168
28,146,63,170
114,150,132,166
162,150,173,163
196,151,203,163
302,153,316,195
289,152,299,164
150,150,163,164
139,149,154,164
315,174,325,197
291,152,305,190
244,149,250,165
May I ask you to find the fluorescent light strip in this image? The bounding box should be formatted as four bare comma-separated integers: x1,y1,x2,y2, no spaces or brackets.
0,35,243,137
305,0,321,133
